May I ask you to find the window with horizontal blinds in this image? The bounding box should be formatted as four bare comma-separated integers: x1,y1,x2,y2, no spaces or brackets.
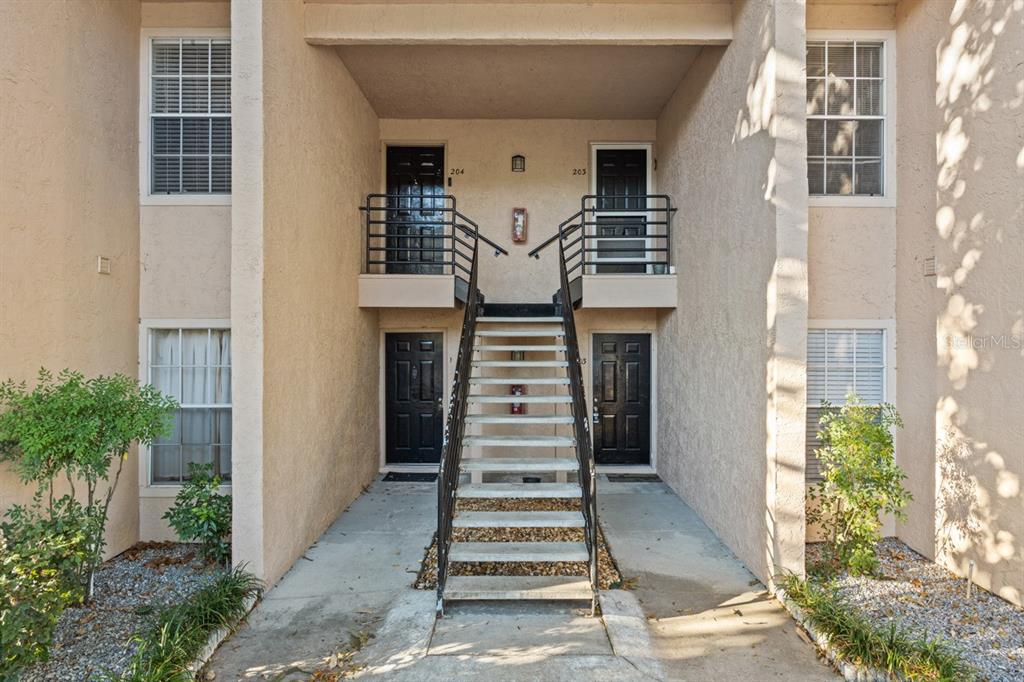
148,328,231,484
806,40,885,196
806,328,885,480
150,38,231,195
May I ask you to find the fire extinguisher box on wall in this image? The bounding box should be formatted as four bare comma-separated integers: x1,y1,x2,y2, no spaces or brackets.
510,384,526,414
512,208,527,243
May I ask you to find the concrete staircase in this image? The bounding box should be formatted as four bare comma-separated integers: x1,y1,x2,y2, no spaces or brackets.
443,311,594,604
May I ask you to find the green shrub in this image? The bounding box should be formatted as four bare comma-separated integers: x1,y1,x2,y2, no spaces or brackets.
113,568,261,682
162,463,232,566
779,573,973,681
0,369,176,599
807,395,911,575
0,498,91,677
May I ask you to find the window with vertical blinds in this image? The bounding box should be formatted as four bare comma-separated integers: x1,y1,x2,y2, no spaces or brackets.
806,329,886,480
806,40,885,196
148,328,231,484
150,38,231,195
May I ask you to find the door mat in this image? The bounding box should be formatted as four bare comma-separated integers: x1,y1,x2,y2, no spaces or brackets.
606,473,661,483
384,472,438,482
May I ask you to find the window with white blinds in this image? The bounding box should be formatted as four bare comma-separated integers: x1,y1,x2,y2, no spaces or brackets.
806,40,885,196
806,328,886,480
150,38,231,195
148,328,231,484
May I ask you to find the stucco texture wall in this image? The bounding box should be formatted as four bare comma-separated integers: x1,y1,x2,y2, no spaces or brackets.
233,0,382,585
895,0,1023,606
377,119,656,303
654,0,808,585
0,0,142,556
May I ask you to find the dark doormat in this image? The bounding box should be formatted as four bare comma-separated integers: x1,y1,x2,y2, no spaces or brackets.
606,473,661,482
384,471,438,482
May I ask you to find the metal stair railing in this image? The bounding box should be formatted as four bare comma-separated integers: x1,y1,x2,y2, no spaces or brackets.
434,210,507,617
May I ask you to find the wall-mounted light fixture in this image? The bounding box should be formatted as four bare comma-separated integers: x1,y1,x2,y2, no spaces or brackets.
511,154,526,172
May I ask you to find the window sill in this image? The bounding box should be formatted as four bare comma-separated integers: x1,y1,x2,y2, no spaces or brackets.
809,195,896,209
140,484,232,498
141,194,232,207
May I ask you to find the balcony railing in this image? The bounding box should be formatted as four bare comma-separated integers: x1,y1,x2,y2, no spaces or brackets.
360,193,506,280
529,194,677,307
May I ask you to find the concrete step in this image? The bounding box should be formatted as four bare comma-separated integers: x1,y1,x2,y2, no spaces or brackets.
474,345,567,352
458,483,581,499
472,360,568,368
469,377,569,385
463,435,575,448
464,414,574,425
468,395,572,404
453,511,585,528
449,541,589,563
476,329,564,337
444,576,592,601
477,317,563,323
460,457,577,472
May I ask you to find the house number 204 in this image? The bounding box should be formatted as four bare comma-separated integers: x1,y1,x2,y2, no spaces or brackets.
450,168,464,175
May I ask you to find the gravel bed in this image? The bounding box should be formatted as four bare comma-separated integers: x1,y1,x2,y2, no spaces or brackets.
808,538,1024,681
21,542,223,682
414,498,624,590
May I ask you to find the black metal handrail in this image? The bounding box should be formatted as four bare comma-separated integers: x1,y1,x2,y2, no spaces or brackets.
360,194,507,278
434,211,492,617
529,194,676,278
556,229,600,611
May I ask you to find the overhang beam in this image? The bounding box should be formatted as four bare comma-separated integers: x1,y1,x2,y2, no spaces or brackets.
304,2,733,46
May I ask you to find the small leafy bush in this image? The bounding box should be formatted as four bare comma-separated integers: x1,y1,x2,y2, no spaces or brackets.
162,463,232,565
807,395,911,575
779,573,974,681
0,369,176,599
0,498,91,677
113,568,261,682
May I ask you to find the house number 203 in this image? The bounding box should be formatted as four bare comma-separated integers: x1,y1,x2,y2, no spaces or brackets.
572,168,587,176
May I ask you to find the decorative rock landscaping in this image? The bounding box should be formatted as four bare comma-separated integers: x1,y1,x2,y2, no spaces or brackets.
808,538,1024,681
21,542,222,682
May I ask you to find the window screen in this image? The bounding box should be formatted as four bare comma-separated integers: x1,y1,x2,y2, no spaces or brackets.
149,328,231,483
806,328,885,480
150,38,231,195
806,41,885,196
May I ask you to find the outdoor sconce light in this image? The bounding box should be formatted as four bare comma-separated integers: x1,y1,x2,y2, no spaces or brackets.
511,154,526,172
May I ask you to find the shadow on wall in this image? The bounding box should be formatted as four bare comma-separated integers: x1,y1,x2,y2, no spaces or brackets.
930,0,1023,605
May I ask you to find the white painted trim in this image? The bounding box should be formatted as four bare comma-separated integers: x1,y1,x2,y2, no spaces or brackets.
806,30,897,208
807,318,897,405
586,330,657,470
138,318,232,492
139,28,232,207
377,328,450,471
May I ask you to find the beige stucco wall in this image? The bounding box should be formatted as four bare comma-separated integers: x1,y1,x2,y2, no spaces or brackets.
137,2,232,539
232,0,381,585
0,0,142,557
654,0,808,585
377,118,657,302
895,0,1023,606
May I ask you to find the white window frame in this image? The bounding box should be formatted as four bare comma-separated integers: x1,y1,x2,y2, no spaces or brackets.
588,143,657,274
139,28,231,207
807,319,896,406
138,318,232,495
806,30,897,208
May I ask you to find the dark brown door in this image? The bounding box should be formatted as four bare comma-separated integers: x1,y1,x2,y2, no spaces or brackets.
592,333,651,465
385,333,444,464
594,148,648,274
386,146,445,274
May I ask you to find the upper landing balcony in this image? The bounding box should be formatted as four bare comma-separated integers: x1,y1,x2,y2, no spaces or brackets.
357,193,506,308
530,194,678,309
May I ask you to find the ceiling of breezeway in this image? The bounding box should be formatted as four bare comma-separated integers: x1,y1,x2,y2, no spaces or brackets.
336,45,701,119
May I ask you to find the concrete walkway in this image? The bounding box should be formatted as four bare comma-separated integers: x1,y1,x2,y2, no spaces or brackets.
206,476,834,680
